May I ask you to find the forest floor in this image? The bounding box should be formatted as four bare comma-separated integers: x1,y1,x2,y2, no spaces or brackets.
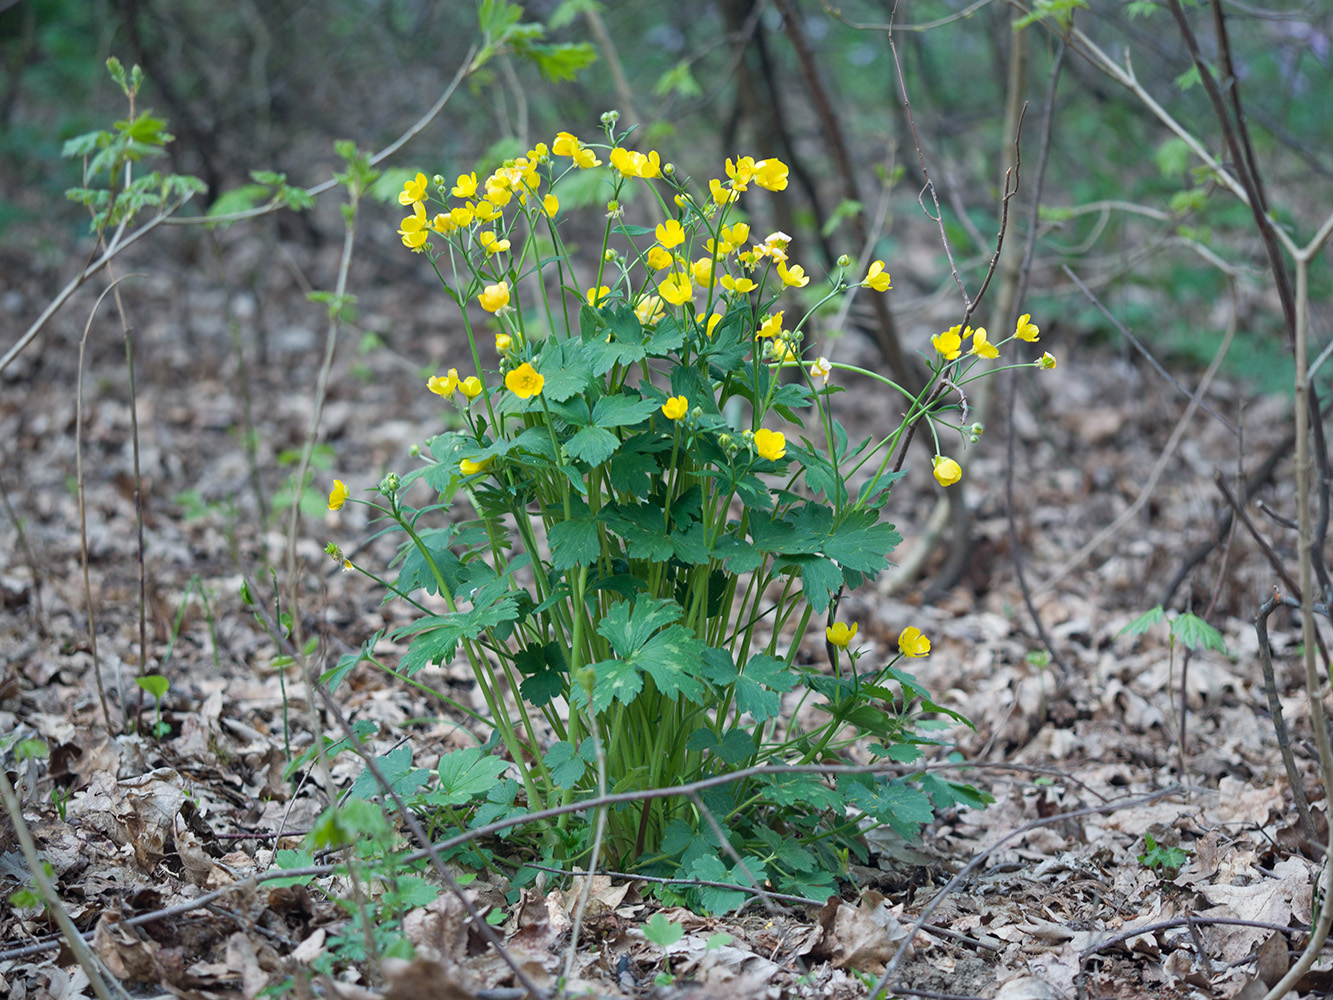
0,217,1328,1000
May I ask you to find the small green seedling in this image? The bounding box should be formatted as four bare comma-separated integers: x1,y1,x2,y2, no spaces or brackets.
643,912,685,948
135,674,171,737
1138,833,1188,876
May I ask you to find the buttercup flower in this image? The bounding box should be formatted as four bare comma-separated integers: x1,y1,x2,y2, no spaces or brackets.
459,456,492,475
898,626,931,658
725,156,756,190
505,362,544,399
635,295,665,327
428,213,456,236
542,193,559,217
810,356,832,384
933,455,962,487
655,218,686,249
863,260,892,292
452,172,478,198
399,172,428,206
931,325,963,361
478,231,510,254
709,178,739,205
609,147,661,179
659,273,694,306
428,369,460,397
754,428,786,461
552,131,601,169
473,199,500,222
459,376,483,399
721,274,756,295
586,285,612,307
662,395,688,421
495,333,512,353
757,312,784,339
1015,313,1040,342
398,201,429,249
777,261,809,287
703,312,723,338
449,204,474,228
753,158,789,191
328,479,349,511
691,258,715,287
970,327,999,359
1038,352,1057,369
721,222,750,247
826,620,858,648
646,246,673,270
478,281,510,313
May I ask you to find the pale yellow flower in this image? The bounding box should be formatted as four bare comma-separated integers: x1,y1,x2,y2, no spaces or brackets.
932,455,962,487
478,282,510,313
1015,313,1040,342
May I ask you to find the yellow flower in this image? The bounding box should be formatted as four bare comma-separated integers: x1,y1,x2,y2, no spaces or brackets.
662,395,688,421
810,356,832,384
703,312,723,338
451,172,478,198
473,200,500,222
428,369,460,397
754,427,786,461
726,156,756,191
970,327,999,359
863,260,892,292
1038,352,1057,370
646,246,674,271
709,178,738,205
459,376,483,399
777,261,809,287
542,193,559,218
753,158,789,191
768,339,798,364
398,201,429,249
505,362,544,399
484,180,512,208
659,272,694,306
757,312,784,339
449,204,474,228
342,558,353,572
1015,313,1041,342
721,222,750,247
398,171,428,206
459,456,492,476
428,213,456,236
610,147,661,179
898,626,931,658
721,274,756,295
635,295,665,327
692,258,715,287
478,230,510,255
655,218,686,249
931,325,963,361
495,332,513,353
932,455,962,487
478,282,510,313
826,620,858,648
328,479,349,511
586,285,612,307
553,131,601,168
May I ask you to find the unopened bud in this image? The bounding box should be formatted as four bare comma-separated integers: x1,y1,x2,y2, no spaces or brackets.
601,110,620,126
836,254,851,269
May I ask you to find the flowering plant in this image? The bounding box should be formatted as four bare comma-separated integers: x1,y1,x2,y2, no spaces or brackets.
327,118,1045,908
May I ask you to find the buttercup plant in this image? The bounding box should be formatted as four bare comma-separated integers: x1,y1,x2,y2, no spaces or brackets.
327,118,1045,907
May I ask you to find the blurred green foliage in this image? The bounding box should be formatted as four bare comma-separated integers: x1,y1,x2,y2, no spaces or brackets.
2,0,1330,387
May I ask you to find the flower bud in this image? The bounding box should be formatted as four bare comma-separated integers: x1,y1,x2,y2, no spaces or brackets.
378,472,400,497
604,248,618,263
409,443,420,458
601,110,620,125
432,174,446,187
836,254,851,269
663,163,676,176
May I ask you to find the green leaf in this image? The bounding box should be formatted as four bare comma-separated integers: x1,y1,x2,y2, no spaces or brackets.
591,656,643,712
593,393,659,428
1119,605,1165,638
135,674,169,700
643,912,685,947
543,741,586,787
393,598,519,674
1171,612,1226,653
346,744,430,801
564,425,620,465
421,747,510,807
734,654,797,723
548,516,601,569
689,855,764,915
595,595,705,702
